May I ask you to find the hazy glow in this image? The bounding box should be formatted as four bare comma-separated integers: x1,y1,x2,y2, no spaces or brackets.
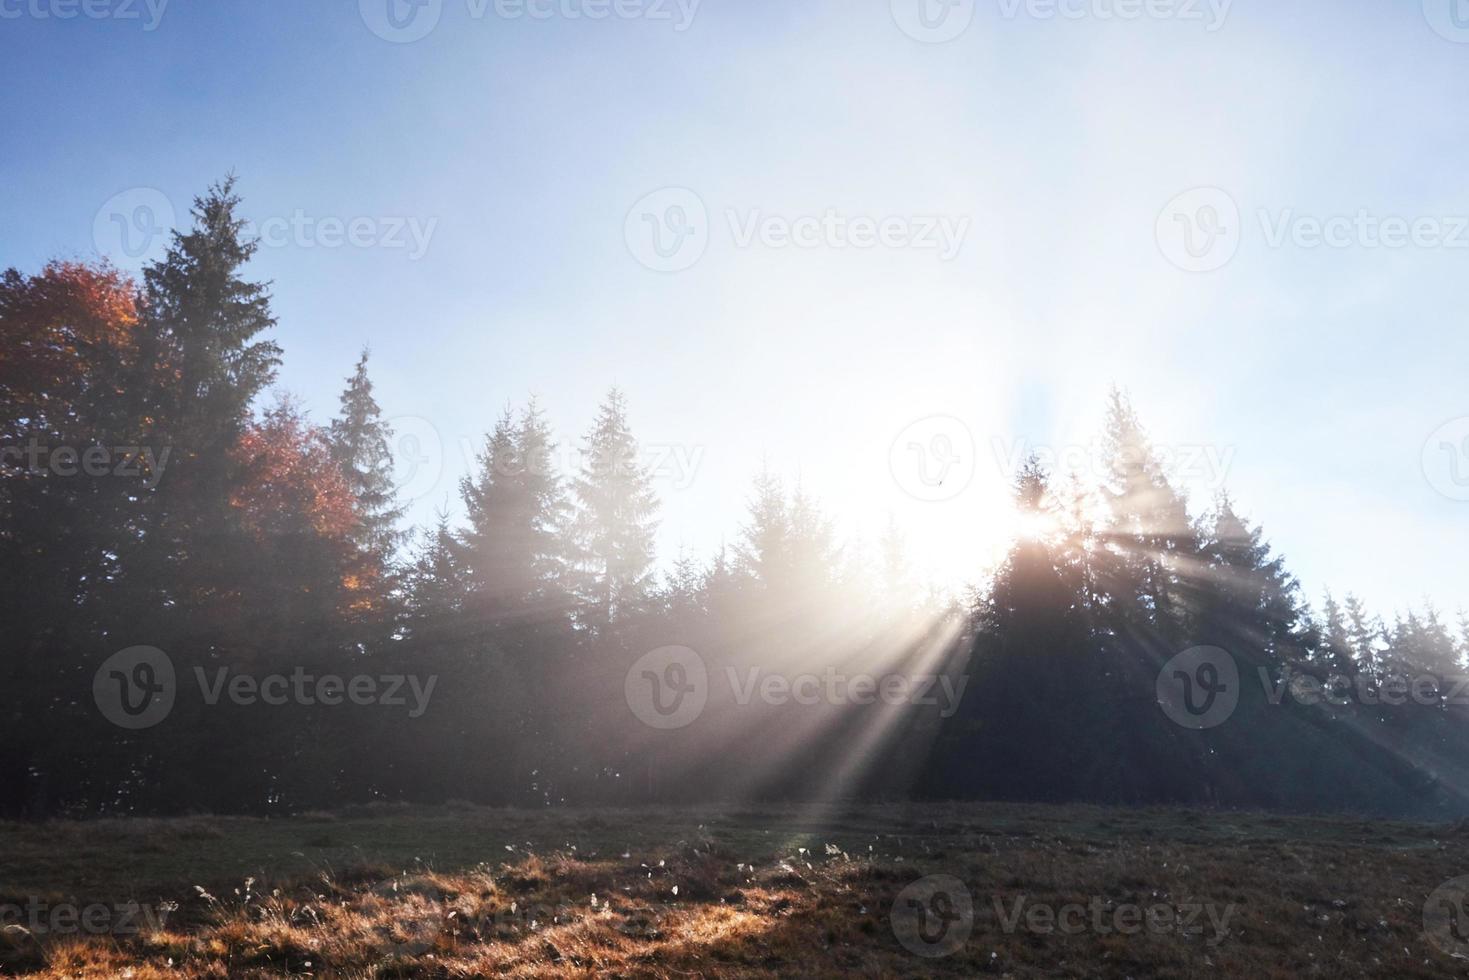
2,1,1465,612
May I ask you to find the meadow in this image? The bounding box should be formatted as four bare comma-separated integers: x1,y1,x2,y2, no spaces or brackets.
2,800,1465,978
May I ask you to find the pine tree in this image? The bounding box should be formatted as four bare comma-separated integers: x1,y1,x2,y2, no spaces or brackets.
456,407,518,610
1392,605,1460,675
1344,594,1384,677
1095,389,1198,636
878,513,909,602
514,398,573,612
1199,493,1304,660
701,541,741,620
455,400,571,623
406,510,465,625
1459,610,1469,669
736,467,790,589
935,456,1094,800
786,482,837,593
140,176,281,468
569,388,659,630
129,177,284,616
329,348,406,561
1316,592,1357,674
658,548,705,619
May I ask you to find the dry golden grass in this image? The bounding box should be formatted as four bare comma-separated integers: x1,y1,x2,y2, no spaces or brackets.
2,801,1467,977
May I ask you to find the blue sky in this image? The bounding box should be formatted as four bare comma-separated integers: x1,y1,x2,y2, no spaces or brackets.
3,0,1467,616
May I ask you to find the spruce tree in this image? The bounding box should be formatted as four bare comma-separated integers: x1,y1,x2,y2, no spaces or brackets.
736,467,791,590
1095,389,1198,637
514,398,573,613
1316,592,1357,674
455,400,571,622
1199,493,1304,660
1345,594,1385,677
329,348,406,561
569,388,659,630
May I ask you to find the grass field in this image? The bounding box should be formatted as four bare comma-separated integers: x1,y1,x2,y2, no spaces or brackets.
2,800,1467,977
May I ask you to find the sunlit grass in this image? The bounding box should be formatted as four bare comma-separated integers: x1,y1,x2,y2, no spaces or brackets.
2,801,1465,978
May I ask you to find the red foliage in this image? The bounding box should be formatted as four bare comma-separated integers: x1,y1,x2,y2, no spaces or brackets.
231,404,357,542
229,402,381,614
0,261,141,427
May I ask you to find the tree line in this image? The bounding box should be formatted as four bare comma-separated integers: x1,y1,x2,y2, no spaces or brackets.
3,181,1467,818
